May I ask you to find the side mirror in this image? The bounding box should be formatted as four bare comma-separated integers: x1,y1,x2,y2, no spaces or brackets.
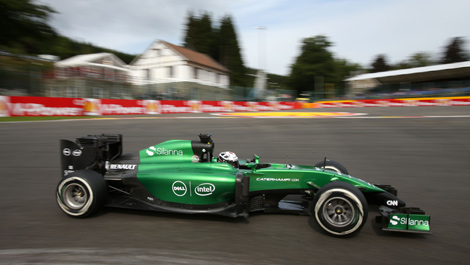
254,154,259,164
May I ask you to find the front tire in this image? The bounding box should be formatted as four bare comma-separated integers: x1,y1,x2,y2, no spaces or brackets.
312,182,368,236
314,160,349,174
56,170,107,217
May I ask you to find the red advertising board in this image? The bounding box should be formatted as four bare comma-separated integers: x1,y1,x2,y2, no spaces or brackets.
5,96,84,116
2,96,466,117
0,97,302,117
96,99,147,115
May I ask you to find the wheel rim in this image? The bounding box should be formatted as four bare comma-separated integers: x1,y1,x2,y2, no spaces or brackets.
322,197,355,227
63,183,88,209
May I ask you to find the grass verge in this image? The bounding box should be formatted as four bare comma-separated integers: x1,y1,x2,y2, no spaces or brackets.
0,116,96,122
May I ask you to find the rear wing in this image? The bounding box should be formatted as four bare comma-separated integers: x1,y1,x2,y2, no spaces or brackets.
60,134,122,177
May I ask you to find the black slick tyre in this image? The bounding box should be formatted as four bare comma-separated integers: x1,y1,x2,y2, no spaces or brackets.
312,181,368,236
315,160,349,175
56,170,107,217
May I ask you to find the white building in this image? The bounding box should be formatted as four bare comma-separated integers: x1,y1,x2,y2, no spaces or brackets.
130,40,230,100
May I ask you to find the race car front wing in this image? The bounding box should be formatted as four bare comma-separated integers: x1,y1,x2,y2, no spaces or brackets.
377,206,431,234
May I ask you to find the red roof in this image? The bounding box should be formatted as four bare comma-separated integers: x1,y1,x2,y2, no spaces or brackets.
161,41,229,73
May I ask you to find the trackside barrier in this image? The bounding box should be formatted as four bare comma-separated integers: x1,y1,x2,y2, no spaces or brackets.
2,96,469,117
0,96,302,117
313,97,470,108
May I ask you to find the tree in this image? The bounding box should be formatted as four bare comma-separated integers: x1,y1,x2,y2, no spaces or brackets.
407,52,434,67
393,52,435,70
370,54,390,73
183,11,197,50
216,15,247,86
183,11,214,56
0,0,58,54
441,37,469,64
287,36,336,97
183,13,246,87
333,58,362,96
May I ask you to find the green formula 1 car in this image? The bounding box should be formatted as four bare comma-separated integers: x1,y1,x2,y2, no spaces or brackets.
56,134,431,236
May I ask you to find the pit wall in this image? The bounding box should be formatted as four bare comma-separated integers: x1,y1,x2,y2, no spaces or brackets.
0,96,302,117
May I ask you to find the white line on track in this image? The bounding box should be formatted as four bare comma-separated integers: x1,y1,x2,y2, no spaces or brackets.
334,115,470,119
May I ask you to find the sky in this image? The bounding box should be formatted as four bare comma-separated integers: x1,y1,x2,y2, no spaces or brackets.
40,0,470,76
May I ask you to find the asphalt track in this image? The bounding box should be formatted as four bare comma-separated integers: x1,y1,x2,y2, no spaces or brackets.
1,106,469,264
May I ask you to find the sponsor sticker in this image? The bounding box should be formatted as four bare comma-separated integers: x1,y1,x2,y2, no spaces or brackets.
194,183,215,196
247,102,258,111
256,177,299,182
143,100,161,114
172,181,216,197
222,101,234,112
83,98,101,116
63,148,71,156
146,146,156,156
146,146,183,157
109,164,137,170
156,147,183,156
388,213,430,231
407,214,430,231
0,96,9,117
63,170,74,176
188,100,202,113
388,214,408,230
172,181,187,196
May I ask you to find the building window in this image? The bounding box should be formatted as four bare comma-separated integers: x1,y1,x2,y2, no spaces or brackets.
194,67,198,79
145,69,151,80
200,69,205,81
168,66,173,78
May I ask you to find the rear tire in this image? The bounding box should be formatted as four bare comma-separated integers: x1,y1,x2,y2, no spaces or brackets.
56,170,107,217
312,181,368,236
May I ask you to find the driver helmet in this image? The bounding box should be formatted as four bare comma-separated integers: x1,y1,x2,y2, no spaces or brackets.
217,151,239,168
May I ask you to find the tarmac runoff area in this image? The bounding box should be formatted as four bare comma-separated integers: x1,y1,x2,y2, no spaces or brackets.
79,106,470,119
